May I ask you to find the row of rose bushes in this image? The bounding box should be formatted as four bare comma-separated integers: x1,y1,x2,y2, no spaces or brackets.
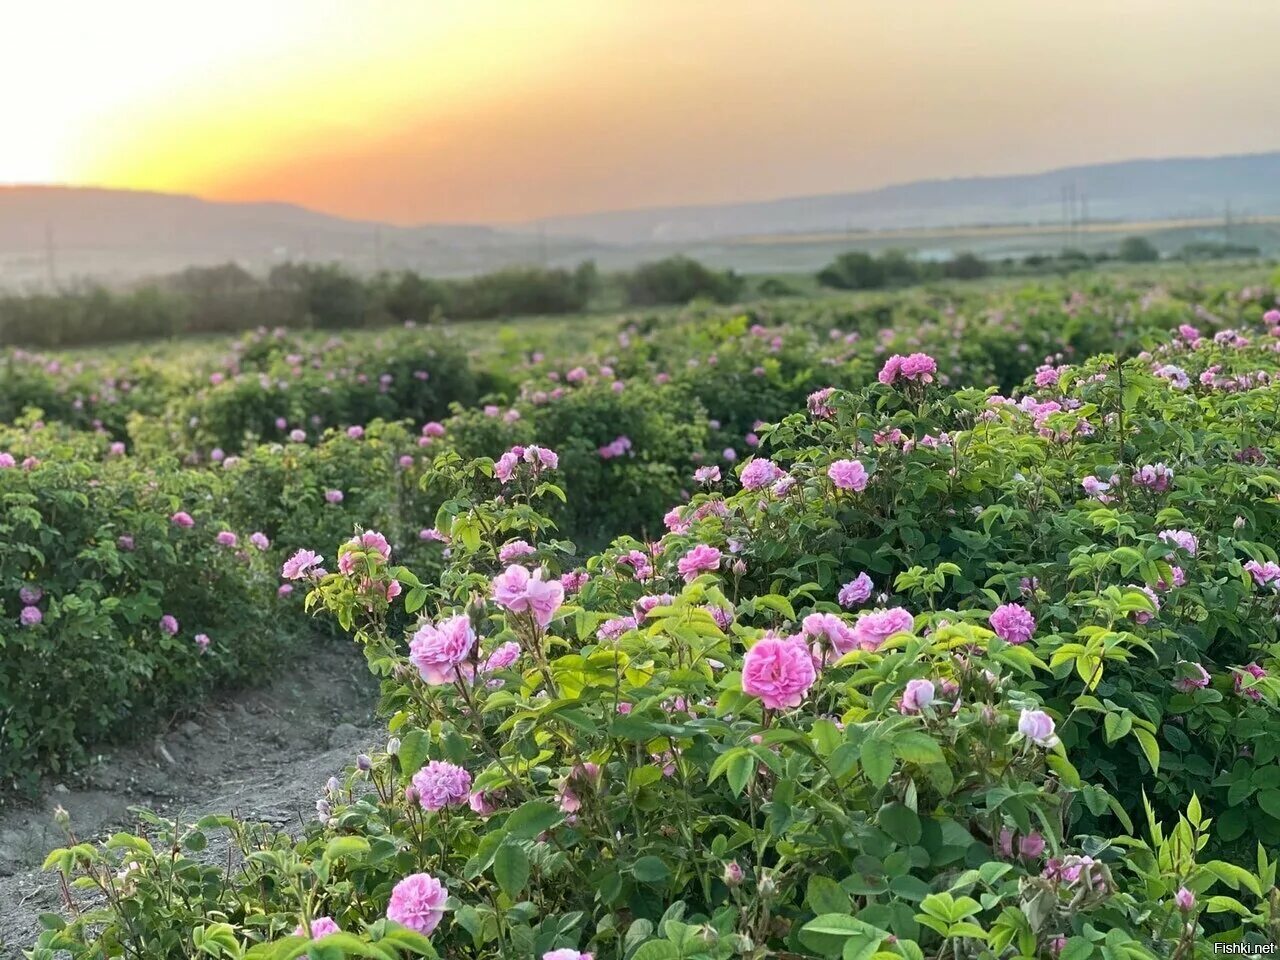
5,270,1276,464
7,291,1280,790
0,416,456,789
30,313,1280,958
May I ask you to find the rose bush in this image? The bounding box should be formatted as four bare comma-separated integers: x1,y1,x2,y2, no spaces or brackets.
33,314,1280,956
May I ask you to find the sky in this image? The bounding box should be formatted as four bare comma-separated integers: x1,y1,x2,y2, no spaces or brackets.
4,0,1280,225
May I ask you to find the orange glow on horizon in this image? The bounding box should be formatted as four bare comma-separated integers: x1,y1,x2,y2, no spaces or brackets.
5,0,1280,224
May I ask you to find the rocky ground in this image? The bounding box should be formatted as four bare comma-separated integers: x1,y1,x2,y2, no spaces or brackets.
0,641,381,957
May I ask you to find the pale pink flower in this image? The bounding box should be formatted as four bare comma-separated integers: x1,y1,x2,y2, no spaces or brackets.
282,549,323,580
387,872,448,935
851,608,914,650
828,459,868,492
492,565,564,628
409,615,477,685
411,761,472,811
899,678,935,714
294,917,340,939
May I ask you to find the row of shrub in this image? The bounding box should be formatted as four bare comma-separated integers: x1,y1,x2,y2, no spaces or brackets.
0,255,751,347
3,273,1278,786
30,311,1280,957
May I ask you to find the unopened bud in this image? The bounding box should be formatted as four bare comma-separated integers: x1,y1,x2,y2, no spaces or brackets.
758,871,777,899
326,776,341,794
386,737,401,757
356,754,372,773
723,861,744,887
315,799,331,819
53,805,70,829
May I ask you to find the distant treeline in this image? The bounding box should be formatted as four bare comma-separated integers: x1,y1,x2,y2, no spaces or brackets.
0,256,744,348
814,235,1266,292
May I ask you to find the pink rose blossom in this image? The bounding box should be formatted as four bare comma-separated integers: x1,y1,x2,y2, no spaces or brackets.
1017,709,1058,748
828,459,868,492
741,635,817,709
1234,662,1267,700
989,603,1036,644
851,608,914,650
677,544,722,582
411,761,472,811
838,573,873,607
294,917,340,939
386,872,448,935
409,615,477,685
282,548,323,580
899,678,935,715
492,565,564,628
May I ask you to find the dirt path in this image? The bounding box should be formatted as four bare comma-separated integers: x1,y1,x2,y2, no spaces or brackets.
0,642,381,957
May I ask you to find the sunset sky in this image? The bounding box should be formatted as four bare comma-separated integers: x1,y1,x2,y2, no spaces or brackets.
4,0,1280,225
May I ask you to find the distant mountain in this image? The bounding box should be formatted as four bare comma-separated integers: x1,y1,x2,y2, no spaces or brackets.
5,151,1280,288
0,187,591,289
522,151,1280,244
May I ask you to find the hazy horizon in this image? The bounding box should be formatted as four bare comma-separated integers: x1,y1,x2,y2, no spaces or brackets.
6,1,1280,225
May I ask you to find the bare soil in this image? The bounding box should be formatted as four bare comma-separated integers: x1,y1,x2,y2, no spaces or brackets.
0,641,380,957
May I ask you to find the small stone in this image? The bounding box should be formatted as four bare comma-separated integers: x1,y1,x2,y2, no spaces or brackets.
180,721,203,738
52,783,69,794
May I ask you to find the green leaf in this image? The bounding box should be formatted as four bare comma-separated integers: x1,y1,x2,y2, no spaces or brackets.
323,836,370,862
631,856,671,884
1257,789,1280,821
799,915,887,958
494,842,529,897
504,800,564,839
1131,727,1159,773
862,739,895,787
878,802,922,845
893,731,945,766
807,875,851,915
629,942,680,960
1058,936,1095,960
397,728,431,777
